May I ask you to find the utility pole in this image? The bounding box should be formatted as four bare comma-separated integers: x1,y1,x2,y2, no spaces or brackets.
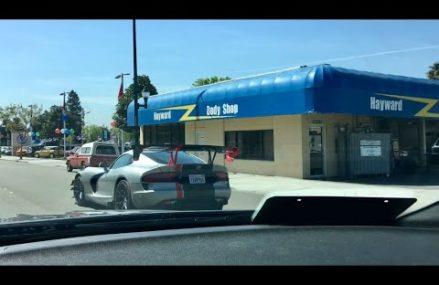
81,109,90,145
60,92,67,158
132,19,141,160
0,120,3,158
115,72,130,154
28,105,33,143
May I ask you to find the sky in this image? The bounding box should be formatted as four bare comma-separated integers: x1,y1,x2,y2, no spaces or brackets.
0,20,439,127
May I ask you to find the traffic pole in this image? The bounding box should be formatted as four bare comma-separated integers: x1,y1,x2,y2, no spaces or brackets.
121,129,124,153
63,109,66,159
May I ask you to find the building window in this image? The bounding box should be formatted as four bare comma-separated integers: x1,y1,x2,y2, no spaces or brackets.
225,130,274,161
143,124,185,146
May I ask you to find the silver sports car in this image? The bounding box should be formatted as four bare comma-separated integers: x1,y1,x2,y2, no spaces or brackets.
71,145,231,210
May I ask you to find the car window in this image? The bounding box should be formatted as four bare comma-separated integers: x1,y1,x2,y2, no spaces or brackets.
95,145,117,155
110,154,133,169
143,151,207,165
80,147,91,154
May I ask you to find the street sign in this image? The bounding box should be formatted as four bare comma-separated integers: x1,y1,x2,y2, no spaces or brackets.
17,134,28,145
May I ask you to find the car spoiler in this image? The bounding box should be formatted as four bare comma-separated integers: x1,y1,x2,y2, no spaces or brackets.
142,144,225,153
141,144,226,165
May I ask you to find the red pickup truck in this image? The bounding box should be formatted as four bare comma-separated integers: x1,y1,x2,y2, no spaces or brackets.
66,142,120,172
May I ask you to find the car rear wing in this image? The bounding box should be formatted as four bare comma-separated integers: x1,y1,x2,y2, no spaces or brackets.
142,144,228,165
143,144,225,153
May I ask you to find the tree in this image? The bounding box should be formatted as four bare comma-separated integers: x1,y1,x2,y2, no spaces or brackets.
110,126,133,145
38,105,63,139
83,124,104,142
0,104,43,133
427,62,439,80
113,75,158,131
192,76,231,87
0,105,25,133
65,90,83,137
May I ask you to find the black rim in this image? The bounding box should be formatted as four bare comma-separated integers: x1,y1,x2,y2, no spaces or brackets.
114,182,129,210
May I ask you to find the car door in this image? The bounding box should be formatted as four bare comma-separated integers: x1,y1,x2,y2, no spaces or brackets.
76,147,92,167
93,154,134,204
40,148,49,157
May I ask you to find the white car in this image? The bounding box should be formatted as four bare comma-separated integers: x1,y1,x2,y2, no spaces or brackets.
71,145,231,210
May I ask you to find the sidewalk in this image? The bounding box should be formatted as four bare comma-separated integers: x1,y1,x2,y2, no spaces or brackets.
229,173,420,194
228,172,439,214
0,155,67,168
229,172,439,195
0,155,36,163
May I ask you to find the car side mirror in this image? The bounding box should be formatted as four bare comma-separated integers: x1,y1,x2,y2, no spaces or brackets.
133,145,141,161
99,162,109,172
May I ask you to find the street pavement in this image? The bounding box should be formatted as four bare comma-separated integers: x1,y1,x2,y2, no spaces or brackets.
0,158,81,218
0,157,264,219
1,155,439,219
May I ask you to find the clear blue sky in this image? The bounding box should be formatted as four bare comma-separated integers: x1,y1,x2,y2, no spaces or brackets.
0,20,439,127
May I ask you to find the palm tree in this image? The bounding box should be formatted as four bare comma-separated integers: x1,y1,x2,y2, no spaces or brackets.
7,117,26,132
427,62,439,80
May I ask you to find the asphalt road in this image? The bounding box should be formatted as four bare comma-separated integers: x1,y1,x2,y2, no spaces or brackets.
0,159,263,219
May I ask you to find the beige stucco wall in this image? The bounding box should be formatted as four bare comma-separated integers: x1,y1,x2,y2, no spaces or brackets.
185,115,304,178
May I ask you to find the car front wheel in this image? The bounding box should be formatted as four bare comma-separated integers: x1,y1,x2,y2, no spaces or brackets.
67,162,73,172
73,176,86,206
114,180,132,210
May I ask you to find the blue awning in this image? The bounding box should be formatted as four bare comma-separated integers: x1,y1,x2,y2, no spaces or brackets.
127,64,439,126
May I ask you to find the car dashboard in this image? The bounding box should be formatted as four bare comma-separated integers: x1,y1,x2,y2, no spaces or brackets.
2,196,439,265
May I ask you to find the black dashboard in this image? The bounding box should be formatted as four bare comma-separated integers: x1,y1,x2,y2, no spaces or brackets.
2,196,439,265
2,224,439,265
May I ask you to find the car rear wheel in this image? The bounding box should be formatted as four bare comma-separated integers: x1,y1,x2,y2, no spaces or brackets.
67,162,73,172
80,162,85,170
35,153,39,158
114,180,132,210
73,176,86,206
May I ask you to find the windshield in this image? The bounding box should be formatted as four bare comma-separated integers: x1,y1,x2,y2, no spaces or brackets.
1,20,439,231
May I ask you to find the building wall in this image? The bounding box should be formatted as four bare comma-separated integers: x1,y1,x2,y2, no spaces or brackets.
273,116,303,177
147,113,378,179
185,115,304,178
